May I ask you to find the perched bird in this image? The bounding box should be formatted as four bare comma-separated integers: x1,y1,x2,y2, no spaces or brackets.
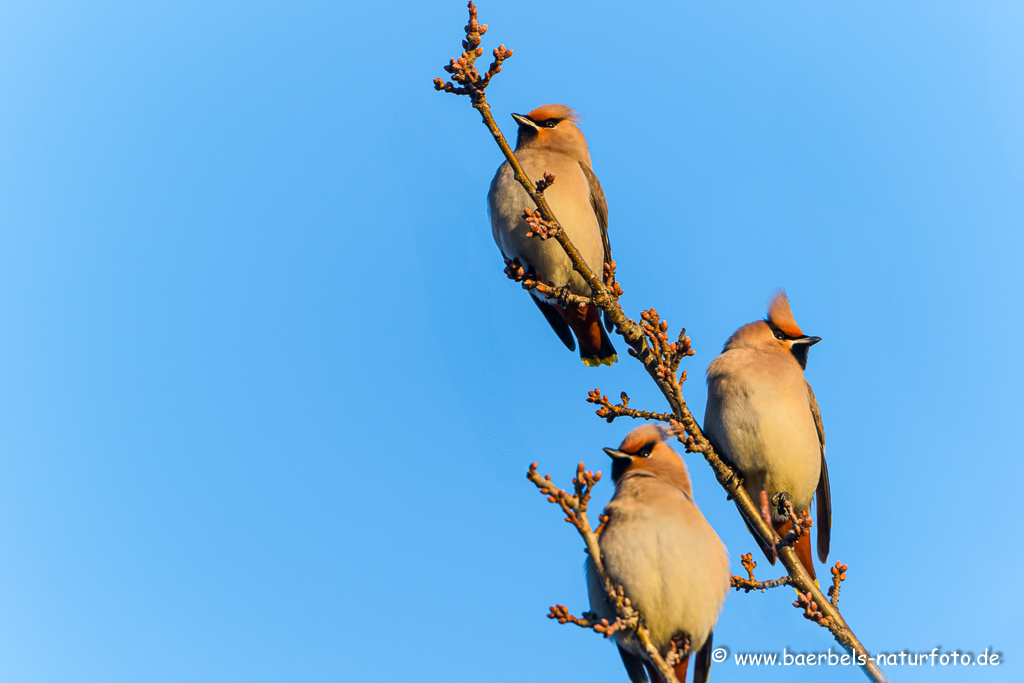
587,424,730,683
488,104,617,366
703,291,831,579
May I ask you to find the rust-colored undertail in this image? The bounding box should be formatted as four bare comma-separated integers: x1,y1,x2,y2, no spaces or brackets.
637,653,689,683
556,303,617,367
673,653,690,683
774,519,816,581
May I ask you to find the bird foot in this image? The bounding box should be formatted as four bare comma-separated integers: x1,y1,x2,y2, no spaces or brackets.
771,492,793,519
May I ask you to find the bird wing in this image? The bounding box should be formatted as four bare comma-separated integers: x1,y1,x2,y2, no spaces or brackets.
529,294,576,351
578,161,614,332
807,380,832,562
616,644,650,683
735,499,777,565
693,630,715,683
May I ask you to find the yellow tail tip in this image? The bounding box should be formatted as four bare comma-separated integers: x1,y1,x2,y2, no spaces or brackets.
582,354,618,367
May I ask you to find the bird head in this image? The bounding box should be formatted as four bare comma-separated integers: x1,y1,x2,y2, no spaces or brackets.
602,424,692,496
511,104,591,163
723,291,821,369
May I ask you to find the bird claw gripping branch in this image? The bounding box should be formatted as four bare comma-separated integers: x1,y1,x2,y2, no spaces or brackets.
664,634,692,669
772,493,814,549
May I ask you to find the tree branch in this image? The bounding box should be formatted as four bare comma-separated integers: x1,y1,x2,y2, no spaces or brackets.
435,4,886,682
586,389,674,424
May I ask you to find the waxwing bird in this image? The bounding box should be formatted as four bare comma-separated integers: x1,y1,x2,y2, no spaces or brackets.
488,104,617,367
703,291,832,580
587,424,730,683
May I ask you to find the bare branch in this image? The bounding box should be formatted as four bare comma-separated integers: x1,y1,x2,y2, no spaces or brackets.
548,605,639,638
436,5,886,682
731,552,793,593
586,389,674,424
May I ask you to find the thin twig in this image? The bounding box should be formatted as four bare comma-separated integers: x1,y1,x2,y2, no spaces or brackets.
586,389,674,424
829,562,849,607
504,257,595,308
731,553,793,593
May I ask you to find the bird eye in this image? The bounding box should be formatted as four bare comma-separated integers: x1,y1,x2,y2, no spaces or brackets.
637,444,654,457
773,329,785,340
540,119,558,128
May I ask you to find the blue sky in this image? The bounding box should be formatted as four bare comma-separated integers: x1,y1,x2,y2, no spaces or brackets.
1,1,1021,681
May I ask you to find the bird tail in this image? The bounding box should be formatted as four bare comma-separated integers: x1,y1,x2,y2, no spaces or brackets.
774,518,817,581
693,632,714,683
672,654,690,683
559,303,617,367
735,499,817,581
616,645,650,683
640,655,689,683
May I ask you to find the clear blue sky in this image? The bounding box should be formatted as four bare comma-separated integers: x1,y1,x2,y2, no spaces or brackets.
1,1,1021,681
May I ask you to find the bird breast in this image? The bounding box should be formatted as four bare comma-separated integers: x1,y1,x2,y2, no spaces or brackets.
587,484,729,656
705,349,821,510
487,150,604,296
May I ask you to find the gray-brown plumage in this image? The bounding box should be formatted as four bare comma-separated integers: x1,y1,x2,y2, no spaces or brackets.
587,425,730,683
703,291,832,578
487,104,617,366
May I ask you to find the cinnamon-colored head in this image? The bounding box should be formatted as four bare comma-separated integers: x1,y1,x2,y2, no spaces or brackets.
603,424,692,497
722,291,821,370
511,104,591,163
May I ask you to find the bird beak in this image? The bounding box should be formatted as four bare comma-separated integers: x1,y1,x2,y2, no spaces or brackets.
511,113,538,130
794,336,822,347
603,447,632,460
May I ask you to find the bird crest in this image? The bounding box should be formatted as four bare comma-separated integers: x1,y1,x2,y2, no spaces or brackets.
526,104,580,124
618,423,674,454
767,290,804,338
